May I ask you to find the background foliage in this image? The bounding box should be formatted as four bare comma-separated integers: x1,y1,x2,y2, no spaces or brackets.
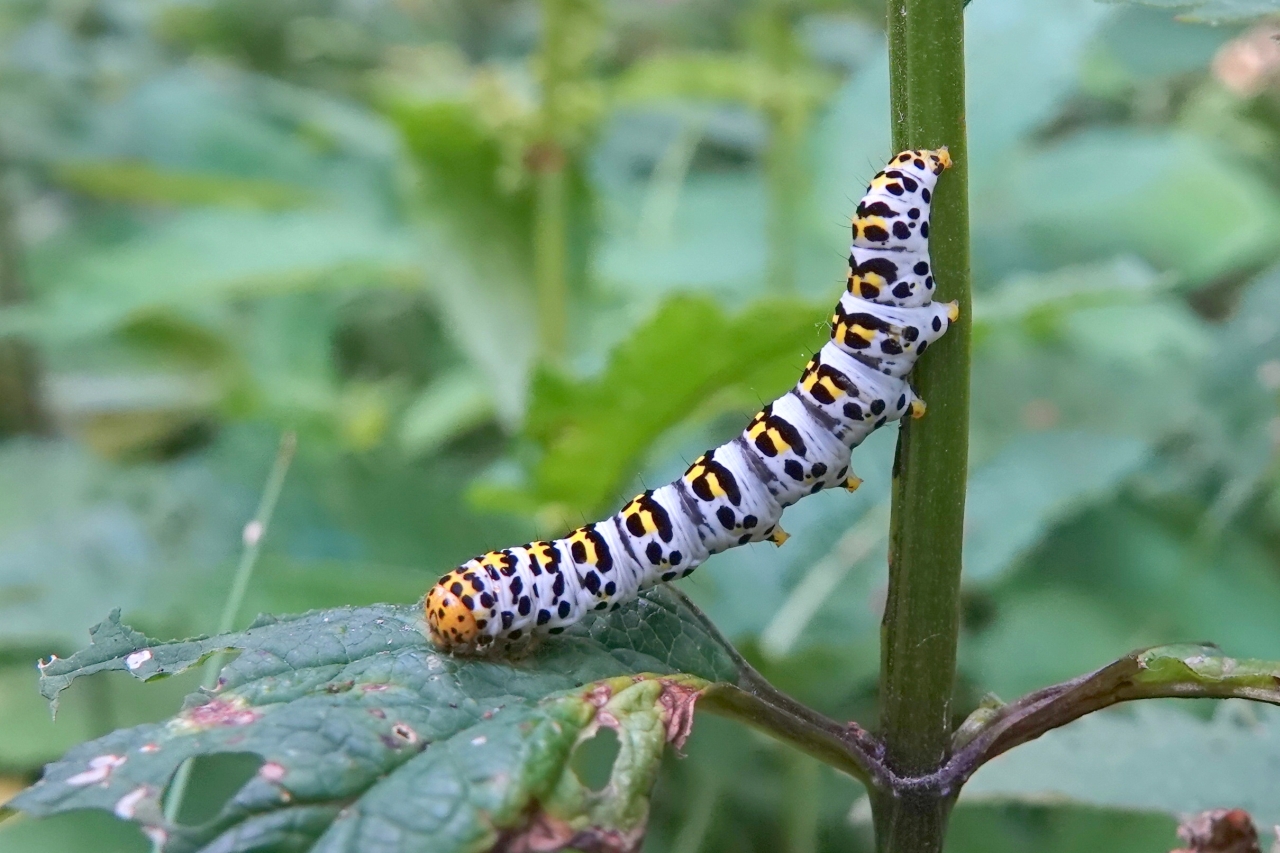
1,0,1280,850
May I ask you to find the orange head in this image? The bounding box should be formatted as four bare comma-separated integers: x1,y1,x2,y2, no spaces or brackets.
425,571,480,650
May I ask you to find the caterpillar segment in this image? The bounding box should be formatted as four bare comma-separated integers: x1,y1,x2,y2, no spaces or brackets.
425,147,959,653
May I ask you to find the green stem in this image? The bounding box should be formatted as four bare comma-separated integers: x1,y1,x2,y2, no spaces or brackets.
531,0,599,365
158,432,297,835
534,163,569,364
0,155,51,437
874,0,971,848
699,684,877,787
783,752,820,853
764,106,804,294
669,770,720,853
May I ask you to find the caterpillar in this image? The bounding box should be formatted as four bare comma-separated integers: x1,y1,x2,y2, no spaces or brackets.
426,148,958,653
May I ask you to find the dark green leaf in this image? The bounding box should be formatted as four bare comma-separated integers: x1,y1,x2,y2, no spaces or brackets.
491,294,829,519
10,589,742,852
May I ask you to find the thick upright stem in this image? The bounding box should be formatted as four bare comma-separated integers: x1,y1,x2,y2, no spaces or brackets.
874,0,970,848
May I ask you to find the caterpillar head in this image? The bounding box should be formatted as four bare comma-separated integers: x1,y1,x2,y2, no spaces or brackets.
892,147,951,175
425,571,480,650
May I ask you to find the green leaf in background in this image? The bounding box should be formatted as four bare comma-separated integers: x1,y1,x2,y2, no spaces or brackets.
964,500,1280,699
614,52,835,113
384,96,548,425
52,162,315,211
397,368,496,459
0,441,239,652
970,275,1210,457
10,588,741,852
1010,131,1280,286
1101,0,1280,23
947,804,1176,853
8,211,419,343
971,257,1168,344
385,96,534,266
489,294,829,521
962,701,1280,826
963,432,1151,586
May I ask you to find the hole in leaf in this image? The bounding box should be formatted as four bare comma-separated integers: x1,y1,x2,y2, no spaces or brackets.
571,727,620,793
169,752,262,825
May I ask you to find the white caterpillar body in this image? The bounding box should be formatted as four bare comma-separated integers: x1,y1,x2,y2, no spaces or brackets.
427,148,957,652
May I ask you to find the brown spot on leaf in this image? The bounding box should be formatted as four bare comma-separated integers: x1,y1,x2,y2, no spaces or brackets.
656,678,703,751
496,810,644,853
173,696,260,732
584,684,613,708
1172,809,1262,853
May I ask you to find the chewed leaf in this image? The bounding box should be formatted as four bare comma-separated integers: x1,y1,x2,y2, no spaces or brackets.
313,675,706,853
10,588,739,852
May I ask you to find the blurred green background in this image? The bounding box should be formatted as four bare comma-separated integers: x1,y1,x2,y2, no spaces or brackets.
1,0,1279,850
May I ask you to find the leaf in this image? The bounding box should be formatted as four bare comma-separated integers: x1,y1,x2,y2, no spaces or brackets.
970,274,1211,454
947,802,1177,853
0,809,149,853
0,659,199,772
384,98,554,425
52,161,315,210
963,431,1152,586
812,0,1113,248
965,498,1280,700
614,52,835,113
488,294,829,520
962,702,1280,827
1009,131,1280,286
1101,0,1280,23
11,588,742,852
971,257,1168,342
397,369,496,459
7,211,419,344
0,440,243,652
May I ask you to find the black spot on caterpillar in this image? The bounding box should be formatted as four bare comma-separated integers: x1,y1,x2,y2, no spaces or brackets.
425,148,959,654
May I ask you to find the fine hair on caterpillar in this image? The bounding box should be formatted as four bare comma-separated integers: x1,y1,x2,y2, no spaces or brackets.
426,148,958,656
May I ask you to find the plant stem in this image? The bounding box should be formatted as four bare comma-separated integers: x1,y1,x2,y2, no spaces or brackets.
783,752,820,853
531,0,599,365
534,162,569,364
0,155,51,437
764,106,803,294
874,0,970,847
669,770,720,853
158,432,297,836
